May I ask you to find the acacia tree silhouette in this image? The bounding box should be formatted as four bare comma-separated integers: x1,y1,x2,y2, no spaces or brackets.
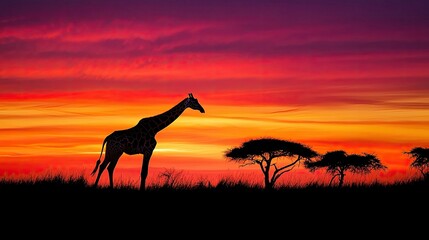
225,138,318,190
405,147,429,180
305,150,387,187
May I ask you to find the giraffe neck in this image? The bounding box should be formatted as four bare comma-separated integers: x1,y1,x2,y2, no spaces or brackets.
146,98,188,133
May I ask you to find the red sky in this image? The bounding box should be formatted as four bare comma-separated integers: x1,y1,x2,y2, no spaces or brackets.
1,0,429,186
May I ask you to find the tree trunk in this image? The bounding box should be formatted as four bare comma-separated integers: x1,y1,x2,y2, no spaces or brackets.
264,172,273,190
423,171,429,183
265,182,274,191
338,172,345,188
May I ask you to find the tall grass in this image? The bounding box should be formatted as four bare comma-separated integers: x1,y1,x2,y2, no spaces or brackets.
0,172,87,189
1,171,427,195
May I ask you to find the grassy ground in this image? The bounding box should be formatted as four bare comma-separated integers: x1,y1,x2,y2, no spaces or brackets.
1,174,427,236
2,173,428,199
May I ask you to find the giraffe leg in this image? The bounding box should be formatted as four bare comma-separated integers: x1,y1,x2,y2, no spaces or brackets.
140,150,154,191
107,153,122,189
94,150,121,188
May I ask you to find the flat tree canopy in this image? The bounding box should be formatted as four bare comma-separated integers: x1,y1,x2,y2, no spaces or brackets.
405,147,429,179
305,150,386,187
225,138,318,189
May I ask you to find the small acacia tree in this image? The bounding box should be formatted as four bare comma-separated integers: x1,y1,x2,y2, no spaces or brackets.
305,150,387,187
405,147,429,180
224,138,318,190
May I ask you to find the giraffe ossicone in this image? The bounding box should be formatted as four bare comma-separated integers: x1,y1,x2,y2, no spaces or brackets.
90,93,205,190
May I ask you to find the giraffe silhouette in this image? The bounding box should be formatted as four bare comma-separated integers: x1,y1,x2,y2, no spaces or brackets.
90,93,205,190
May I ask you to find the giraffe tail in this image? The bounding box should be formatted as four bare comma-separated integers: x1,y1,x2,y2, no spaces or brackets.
90,160,101,176
91,136,108,176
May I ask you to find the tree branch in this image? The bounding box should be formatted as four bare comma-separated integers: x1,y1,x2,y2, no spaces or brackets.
257,161,265,175
272,164,296,183
239,161,257,168
273,163,278,171
329,174,340,186
264,156,272,177
270,156,303,184
418,167,426,179
272,156,302,177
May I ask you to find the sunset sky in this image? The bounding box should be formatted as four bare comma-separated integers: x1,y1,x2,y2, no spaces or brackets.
1,0,429,186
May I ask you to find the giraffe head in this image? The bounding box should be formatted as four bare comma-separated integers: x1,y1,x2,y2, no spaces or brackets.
186,93,205,113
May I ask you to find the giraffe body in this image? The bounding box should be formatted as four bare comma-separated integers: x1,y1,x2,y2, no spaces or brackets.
91,93,204,190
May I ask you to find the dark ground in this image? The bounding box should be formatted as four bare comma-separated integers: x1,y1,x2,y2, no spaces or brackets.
1,178,428,238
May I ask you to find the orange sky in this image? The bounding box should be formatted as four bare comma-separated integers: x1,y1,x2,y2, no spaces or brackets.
1,0,429,186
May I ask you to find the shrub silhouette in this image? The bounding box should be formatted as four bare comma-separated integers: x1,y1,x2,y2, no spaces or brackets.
305,150,387,187
225,137,318,190
405,147,429,180
158,168,185,188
